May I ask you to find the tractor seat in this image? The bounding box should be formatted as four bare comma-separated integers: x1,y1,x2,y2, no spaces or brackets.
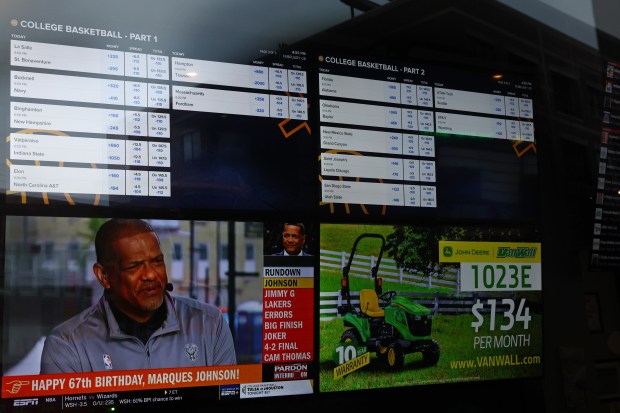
359,289,385,317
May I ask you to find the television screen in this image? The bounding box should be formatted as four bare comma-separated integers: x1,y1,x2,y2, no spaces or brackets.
314,54,537,222
591,61,620,271
1,216,316,410
0,1,538,223
318,223,543,391
1,0,322,215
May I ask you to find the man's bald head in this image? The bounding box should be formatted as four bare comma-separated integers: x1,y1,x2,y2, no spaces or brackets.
95,219,158,265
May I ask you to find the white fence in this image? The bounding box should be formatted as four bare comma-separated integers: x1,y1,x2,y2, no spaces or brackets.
319,290,516,320
319,249,514,320
320,248,459,290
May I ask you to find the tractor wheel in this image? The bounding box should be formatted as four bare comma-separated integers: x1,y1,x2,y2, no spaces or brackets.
380,342,404,369
340,329,361,345
422,340,440,366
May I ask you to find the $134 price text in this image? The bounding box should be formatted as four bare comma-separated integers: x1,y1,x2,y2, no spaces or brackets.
471,298,531,333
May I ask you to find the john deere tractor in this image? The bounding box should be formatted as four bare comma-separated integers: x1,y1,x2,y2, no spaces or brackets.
337,233,440,369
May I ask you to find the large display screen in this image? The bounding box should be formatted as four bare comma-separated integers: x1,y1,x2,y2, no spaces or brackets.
0,2,538,222
591,61,620,270
318,223,542,391
315,55,537,222
1,1,316,215
2,216,315,410
0,0,543,411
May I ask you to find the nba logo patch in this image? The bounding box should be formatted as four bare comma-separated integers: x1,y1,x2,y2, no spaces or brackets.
103,354,113,370
184,343,198,361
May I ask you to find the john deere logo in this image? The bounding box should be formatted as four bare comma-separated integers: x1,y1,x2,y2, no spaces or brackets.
443,246,453,257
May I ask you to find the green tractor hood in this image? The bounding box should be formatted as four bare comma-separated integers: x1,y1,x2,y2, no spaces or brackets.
389,295,432,316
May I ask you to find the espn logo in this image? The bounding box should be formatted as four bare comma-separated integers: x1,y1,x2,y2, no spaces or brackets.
13,398,38,407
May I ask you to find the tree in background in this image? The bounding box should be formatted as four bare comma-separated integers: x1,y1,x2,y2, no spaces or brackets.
385,225,539,278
